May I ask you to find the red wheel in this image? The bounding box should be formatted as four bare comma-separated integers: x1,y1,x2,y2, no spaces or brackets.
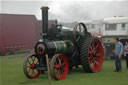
50,54,69,80
80,37,104,72
88,38,104,72
23,54,40,79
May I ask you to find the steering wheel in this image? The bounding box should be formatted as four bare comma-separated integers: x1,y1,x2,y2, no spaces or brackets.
73,23,87,42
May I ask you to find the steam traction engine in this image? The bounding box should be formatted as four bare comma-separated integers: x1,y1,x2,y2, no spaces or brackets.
23,7,104,80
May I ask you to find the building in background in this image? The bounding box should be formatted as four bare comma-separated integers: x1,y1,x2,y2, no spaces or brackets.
85,19,103,34
0,14,57,55
0,14,37,55
102,16,128,59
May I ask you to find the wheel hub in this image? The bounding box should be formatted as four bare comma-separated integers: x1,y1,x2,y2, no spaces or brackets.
30,64,35,69
93,52,97,57
55,64,60,70
89,51,94,56
60,65,64,70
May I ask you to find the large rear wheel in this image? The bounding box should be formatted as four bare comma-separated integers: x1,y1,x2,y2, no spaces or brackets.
80,37,104,72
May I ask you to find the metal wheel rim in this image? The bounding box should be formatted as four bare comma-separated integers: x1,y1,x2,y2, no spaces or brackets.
51,54,69,80
23,54,40,79
88,39,103,72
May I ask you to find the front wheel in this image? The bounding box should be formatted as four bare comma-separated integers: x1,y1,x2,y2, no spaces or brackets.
23,54,41,79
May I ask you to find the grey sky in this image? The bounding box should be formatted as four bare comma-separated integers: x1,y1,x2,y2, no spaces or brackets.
1,0,128,22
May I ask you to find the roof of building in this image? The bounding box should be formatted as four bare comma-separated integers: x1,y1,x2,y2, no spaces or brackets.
103,16,128,24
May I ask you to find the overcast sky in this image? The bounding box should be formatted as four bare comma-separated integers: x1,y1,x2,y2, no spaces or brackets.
0,0,128,22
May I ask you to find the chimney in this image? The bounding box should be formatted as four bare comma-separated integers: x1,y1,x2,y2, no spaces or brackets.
40,6,49,39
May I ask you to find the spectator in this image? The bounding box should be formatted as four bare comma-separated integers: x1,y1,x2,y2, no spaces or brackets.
124,41,128,69
114,38,123,72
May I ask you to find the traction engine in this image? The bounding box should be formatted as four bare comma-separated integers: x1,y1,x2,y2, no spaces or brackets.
23,7,104,80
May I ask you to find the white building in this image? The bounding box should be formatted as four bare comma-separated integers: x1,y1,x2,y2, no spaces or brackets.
102,17,128,59
85,20,103,34
103,17,128,36
102,17,128,44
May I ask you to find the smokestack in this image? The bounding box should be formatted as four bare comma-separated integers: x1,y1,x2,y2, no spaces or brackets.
41,6,49,39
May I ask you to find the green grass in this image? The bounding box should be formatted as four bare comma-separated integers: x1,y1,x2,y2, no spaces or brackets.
0,54,128,85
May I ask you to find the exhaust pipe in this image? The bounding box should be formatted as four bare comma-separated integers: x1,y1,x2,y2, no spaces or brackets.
41,6,49,39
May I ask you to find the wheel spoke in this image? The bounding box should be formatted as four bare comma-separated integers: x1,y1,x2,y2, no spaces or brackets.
28,68,31,73
91,55,95,60
96,47,100,53
28,60,31,65
31,56,33,62
95,57,100,62
91,41,95,49
94,60,99,65
61,70,64,74
89,45,93,51
89,58,93,64
31,70,34,76
88,51,92,55
88,56,91,60
94,60,99,68
93,44,98,51
56,70,60,77
33,70,36,76
61,62,65,66
58,58,62,65
27,65,30,67
92,43,95,49
96,53,100,57
88,53,94,60
89,55,93,60
35,61,38,64
33,57,36,63
35,59,39,64
31,70,33,76
31,56,35,63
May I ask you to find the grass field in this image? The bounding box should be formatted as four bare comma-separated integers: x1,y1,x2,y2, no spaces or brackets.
0,53,128,85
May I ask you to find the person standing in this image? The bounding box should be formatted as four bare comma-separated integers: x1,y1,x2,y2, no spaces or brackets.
114,38,123,72
124,41,128,69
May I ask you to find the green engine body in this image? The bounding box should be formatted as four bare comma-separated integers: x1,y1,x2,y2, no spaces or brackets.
35,40,74,56
52,40,74,54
